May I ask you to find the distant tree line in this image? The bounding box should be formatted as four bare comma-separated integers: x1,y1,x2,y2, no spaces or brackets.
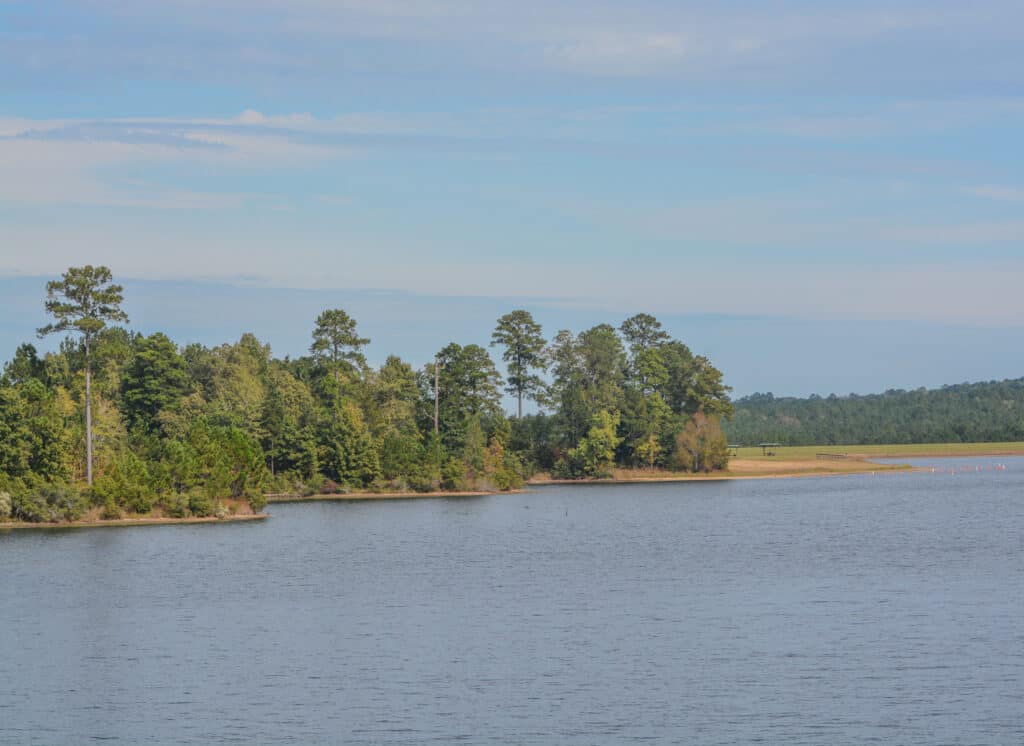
0,267,733,523
726,381,1024,446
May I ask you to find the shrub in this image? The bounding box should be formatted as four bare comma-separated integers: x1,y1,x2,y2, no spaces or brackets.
100,499,124,521
91,451,156,514
162,493,190,518
12,490,47,522
0,491,11,521
319,479,344,495
245,488,267,513
187,488,214,518
673,411,729,473
405,467,436,493
13,484,86,523
440,457,465,491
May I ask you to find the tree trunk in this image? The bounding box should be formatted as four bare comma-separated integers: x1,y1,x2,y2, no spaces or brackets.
85,339,93,486
518,390,522,419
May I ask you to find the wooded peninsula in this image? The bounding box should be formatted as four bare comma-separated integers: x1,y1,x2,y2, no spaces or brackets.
0,266,733,525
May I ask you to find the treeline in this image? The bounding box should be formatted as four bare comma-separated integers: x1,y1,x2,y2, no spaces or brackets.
0,267,733,523
726,379,1024,446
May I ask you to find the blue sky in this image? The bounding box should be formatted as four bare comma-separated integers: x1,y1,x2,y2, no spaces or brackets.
2,1,1023,397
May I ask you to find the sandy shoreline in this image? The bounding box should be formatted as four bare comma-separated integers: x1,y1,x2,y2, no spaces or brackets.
4,448,1015,529
266,490,498,503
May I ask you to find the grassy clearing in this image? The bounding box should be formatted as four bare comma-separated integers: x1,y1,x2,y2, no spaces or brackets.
733,442,1024,460
531,442,1024,484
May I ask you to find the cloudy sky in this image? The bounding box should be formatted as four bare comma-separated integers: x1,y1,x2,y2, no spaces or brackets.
2,0,1023,396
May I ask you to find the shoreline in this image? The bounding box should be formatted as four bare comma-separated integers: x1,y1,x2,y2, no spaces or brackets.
4,447,1017,529
0,513,269,531
267,490,500,503
529,470,908,485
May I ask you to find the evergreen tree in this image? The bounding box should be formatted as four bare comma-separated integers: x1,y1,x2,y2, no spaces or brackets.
491,309,548,418
37,266,128,485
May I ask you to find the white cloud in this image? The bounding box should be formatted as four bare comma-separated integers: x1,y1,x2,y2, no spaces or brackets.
4,219,1023,325
546,31,691,76
0,113,350,209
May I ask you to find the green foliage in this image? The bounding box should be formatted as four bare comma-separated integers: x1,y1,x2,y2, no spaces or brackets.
91,450,156,513
674,411,730,473
36,266,129,486
727,380,1024,446
484,436,524,491
558,410,622,478
100,499,124,521
188,488,214,518
161,492,191,518
0,379,70,481
188,422,268,499
7,277,748,511
462,414,487,478
491,309,548,417
428,342,503,452
310,308,370,385
12,484,87,523
261,363,318,478
121,332,189,434
2,344,46,386
440,457,465,491
37,266,128,342
0,490,11,520
549,325,626,449
319,400,381,487
246,489,268,513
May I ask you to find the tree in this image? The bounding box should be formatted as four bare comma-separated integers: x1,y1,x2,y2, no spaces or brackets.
310,309,370,388
2,344,45,386
620,313,669,353
428,343,503,451
674,410,729,473
568,410,622,478
37,266,128,485
491,310,548,418
121,332,189,435
547,325,626,450
621,314,670,394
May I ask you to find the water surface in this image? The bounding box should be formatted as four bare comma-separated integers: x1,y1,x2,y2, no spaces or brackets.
2,457,1022,744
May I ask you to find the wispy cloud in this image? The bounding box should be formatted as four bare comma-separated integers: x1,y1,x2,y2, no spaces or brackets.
6,0,1023,88
964,185,1024,203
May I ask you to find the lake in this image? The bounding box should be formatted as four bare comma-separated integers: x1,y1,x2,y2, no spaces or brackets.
2,457,1022,744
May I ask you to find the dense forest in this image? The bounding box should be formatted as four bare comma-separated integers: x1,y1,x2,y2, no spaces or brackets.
726,380,1024,446
0,266,733,523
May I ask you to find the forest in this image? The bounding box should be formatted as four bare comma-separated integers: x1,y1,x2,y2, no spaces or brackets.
0,266,733,523
726,380,1024,446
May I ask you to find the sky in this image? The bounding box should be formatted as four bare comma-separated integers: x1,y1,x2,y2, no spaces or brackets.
2,0,1023,398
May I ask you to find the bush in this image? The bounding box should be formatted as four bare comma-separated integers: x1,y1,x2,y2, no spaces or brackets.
162,493,190,518
319,479,345,495
0,491,11,521
245,488,267,513
673,411,729,473
187,489,214,518
100,499,124,521
13,484,86,523
91,451,156,514
440,457,465,491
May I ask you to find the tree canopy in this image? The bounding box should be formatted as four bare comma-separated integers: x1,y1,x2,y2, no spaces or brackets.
1,268,739,523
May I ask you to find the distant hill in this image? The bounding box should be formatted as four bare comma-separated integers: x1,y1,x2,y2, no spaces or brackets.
725,378,1024,446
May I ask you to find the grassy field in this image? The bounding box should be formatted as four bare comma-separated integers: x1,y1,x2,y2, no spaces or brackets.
530,442,1024,484
732,442,1024,460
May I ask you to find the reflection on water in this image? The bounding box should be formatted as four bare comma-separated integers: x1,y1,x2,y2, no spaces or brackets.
2,457,1023,744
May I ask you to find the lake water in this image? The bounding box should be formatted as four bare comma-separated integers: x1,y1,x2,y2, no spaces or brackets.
2,457,1023,744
